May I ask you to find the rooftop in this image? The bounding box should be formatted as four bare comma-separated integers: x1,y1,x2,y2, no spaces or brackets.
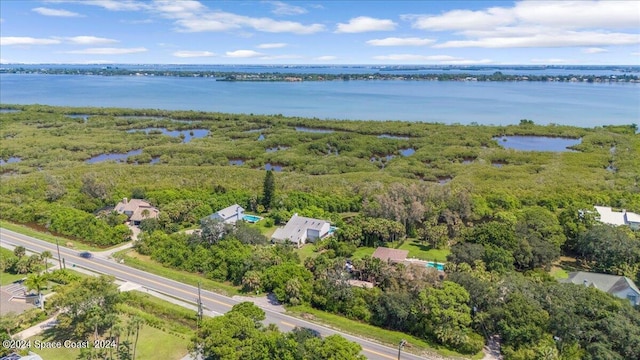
564,271,640,295
594,206,640,226
372,247,409,263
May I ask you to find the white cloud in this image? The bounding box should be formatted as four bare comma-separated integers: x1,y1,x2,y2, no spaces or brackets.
225,50,264,58
267,1,307,16
175,13,324,34
631,52,640,56
434,31,640,48
65,36,119,45
372,54,492,64
257,43,287,49
79,0,149,11
404,7,513,31
582,47,608,54
315,55,337,61
173,50,216,58
260,54,303,60
48,0,324,34
1,37,61,46
335,16,396,33
32,7,83,17
406,1,640,50
66,47,147,54
366,37,435,46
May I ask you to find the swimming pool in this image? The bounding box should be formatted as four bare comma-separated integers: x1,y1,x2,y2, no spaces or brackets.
243,214,262,223
426,262,445,271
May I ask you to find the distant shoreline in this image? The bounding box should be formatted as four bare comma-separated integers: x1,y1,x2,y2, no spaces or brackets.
1,66,639,83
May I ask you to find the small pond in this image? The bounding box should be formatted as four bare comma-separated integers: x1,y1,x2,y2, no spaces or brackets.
127,128,209,143
117,116,197,123
229,159,245,166
245,128,267,133
265,163,283,172
266,146,289,153
150,156,161,164
257,134,265,141
378,134,409,140
399,148,415,157
85,149,142,164
437,176,453,185
492,160,507,168
461,157,475,164
493,136,581,152
66,114,90,122
295,127,334,134
0,157,22,165
370,155,395,162
0,109,21,114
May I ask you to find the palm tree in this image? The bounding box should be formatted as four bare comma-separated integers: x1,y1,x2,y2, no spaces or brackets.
129,316,144,360
25,273,47,310
40,251,52,273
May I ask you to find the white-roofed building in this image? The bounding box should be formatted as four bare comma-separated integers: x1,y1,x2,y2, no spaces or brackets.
594,206,640,230
208,204,245,224
271,213,331,246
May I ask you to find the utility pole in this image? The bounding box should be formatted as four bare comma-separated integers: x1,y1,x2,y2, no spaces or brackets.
397,339,407,360
196,282,204,358
55,237,63,270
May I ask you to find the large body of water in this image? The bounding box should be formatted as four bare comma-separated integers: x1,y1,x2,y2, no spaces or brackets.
1,71,638,126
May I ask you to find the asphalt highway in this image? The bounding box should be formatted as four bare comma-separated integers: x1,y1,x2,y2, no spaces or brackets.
0,228,431,360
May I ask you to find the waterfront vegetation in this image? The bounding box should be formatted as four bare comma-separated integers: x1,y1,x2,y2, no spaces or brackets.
2,66,639,83
1,105,640,359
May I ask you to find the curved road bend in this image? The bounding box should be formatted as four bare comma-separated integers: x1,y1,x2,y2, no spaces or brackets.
0,228,432,360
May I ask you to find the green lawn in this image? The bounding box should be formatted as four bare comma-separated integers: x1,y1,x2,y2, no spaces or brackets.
0,220,127,252
287,305,479,360
351,240,450,262
0,271,26,286
550,267,569,280
30,315,190,360
115,249,240,296
294,243,321,261
395,240,450,262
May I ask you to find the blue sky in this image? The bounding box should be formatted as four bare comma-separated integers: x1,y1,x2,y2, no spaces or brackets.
1,0,639,65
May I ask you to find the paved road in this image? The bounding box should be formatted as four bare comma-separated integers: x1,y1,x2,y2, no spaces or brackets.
0,228,432,360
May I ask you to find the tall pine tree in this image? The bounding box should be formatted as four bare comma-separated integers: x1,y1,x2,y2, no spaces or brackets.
262,170,275,209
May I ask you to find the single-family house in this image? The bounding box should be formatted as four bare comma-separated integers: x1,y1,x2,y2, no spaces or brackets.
594,206,640,230
271,213,331,246
208,204,245,224
563,271,640,306
371,247,409,263
114,198,159,225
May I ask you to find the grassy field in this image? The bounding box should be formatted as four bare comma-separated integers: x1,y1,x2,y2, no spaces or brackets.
286,305,482,360
0,220,126,252
116,249,241,296
294,243,320,261
351,240,450,262
30,314,190,360
395,240,450,262
0,271,25,286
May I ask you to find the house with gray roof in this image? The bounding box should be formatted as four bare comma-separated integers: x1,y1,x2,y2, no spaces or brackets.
594,206,640,230
114,198,159,225
563,271,640,306
208,204,245,224
271,213,331,246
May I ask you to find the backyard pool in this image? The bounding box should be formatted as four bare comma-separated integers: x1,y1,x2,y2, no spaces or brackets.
426,262,445,271
243,214,262,223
